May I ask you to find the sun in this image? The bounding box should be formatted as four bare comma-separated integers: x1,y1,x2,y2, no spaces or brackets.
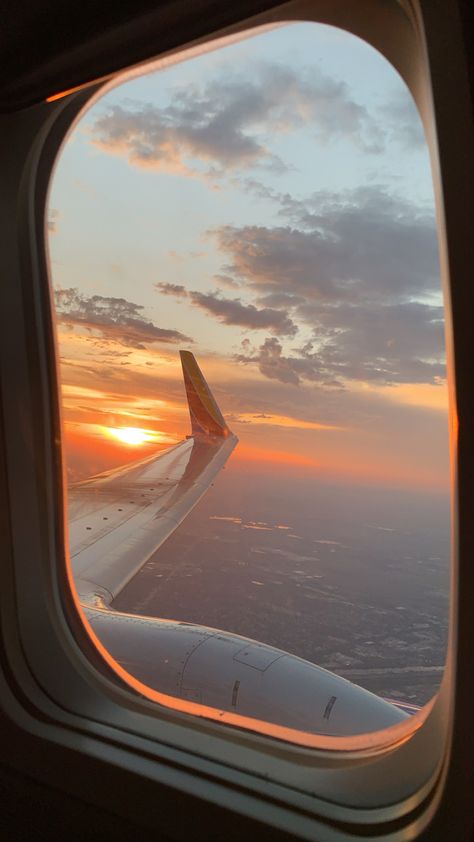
107,427,158,446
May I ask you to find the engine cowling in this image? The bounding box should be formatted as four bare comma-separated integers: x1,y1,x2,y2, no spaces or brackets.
87,606,406,736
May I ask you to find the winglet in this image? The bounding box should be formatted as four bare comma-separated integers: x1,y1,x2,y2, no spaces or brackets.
180,351,230,438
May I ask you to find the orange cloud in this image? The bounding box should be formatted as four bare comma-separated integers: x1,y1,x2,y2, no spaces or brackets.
232,412,344,432
358,381,448,412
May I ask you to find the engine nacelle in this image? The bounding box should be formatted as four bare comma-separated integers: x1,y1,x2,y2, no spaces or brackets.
86,606,406,736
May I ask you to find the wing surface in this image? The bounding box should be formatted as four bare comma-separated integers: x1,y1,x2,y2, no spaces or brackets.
68,352,237,606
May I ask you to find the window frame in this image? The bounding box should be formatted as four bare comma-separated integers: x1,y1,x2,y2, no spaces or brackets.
0,0,472,838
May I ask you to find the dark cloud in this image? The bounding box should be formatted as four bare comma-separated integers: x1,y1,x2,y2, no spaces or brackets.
236,337,330,386
236,296,445,387
207,185,444,386
55,287,191,348
189,291,298,336
155,284,298,337
212,187,439,302
91,63,384,178
155,282,188,297
289,299,445,384
237,338,302,385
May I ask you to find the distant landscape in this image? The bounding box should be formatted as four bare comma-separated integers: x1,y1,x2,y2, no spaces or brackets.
114,458,450,707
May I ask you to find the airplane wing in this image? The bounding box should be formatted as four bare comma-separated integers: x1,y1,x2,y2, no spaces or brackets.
68,351,238,607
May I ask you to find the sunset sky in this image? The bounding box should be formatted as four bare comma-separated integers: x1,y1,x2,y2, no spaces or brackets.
47,21,449,492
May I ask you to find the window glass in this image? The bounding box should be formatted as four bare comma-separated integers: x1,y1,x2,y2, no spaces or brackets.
48,22,449,739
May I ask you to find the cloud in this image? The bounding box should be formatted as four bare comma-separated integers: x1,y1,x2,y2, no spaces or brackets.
212,186,439,302
208,185,444,386
380,91,425,150
60,351,449,489
228,411,342,432
155,284,298,337
154,282,188,298
189,291,298,336
90,63,385,179
213,273,241,290
55,287,191,349
236,337,322,386
294,300,445,384
236,301,445,386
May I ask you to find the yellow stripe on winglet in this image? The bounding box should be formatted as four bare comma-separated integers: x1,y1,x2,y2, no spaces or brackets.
180,351,230,437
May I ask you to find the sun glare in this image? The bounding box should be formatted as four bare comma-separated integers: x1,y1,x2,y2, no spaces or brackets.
107,427,160,446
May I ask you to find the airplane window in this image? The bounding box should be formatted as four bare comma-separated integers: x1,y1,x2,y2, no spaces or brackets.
47,21,449,741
